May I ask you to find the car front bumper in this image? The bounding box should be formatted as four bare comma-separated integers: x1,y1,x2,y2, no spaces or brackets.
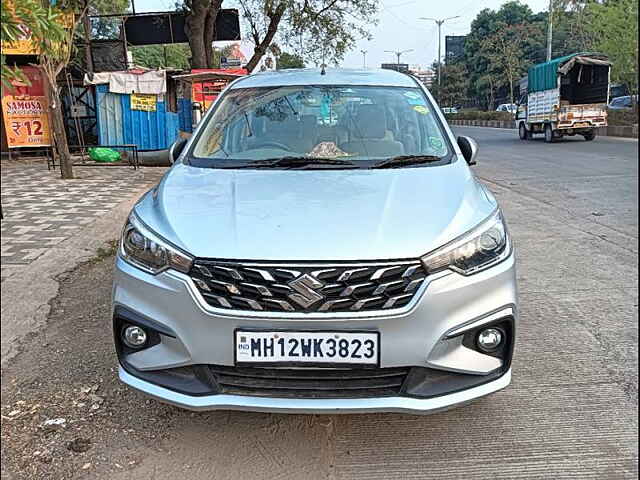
112,253,517,414
119,365,511,414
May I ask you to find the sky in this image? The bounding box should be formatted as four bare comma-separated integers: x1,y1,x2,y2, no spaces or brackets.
133,0,552,69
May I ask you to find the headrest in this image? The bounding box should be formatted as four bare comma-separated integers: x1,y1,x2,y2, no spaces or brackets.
352,105,386,139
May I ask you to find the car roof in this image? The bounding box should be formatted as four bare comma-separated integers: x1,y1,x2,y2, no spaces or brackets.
229,68,420,89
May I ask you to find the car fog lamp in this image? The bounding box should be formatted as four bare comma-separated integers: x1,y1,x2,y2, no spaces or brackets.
123,325,148,348
476,328,503,352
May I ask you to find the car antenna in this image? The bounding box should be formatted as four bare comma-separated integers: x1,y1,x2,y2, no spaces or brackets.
321,42,326,75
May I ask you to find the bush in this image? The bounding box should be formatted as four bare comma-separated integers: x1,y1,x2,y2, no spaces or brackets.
444,110,514,121
608,109,638,126
445,109,638,127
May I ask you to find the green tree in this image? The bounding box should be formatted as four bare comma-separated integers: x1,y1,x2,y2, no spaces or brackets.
463,1,541,108
1,0,65,87
276,51,305,69
587,0,638,97
2,0,82,178
179,0,378,70
429,62,469,107
482,22,544,105
38,5,87,179
131,44,192,69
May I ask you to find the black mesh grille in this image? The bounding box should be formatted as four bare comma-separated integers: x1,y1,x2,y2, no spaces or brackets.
189,261,427,313
210,365,409,398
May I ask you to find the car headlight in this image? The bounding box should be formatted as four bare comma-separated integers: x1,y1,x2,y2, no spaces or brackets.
421,209,511,276
120,213,193,275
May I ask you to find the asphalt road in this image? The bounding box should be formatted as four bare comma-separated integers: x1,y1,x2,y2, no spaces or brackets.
1,128,638,479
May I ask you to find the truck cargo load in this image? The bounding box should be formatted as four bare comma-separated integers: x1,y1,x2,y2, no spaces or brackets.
516,53,612,143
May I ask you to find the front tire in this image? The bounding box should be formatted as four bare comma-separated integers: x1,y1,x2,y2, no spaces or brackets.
544,124,555,143
583,131,596,141
518,123,529,140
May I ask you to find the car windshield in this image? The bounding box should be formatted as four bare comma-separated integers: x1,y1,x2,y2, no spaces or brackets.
189,85,452,168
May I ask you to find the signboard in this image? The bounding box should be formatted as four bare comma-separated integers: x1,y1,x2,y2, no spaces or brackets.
1,66,51,148
122,10,240,46
1,4,74,55
221,56,242,68
131,93,157,111
445,35,466,63
381,63,409,74
190,68,247,111
1,26,41,55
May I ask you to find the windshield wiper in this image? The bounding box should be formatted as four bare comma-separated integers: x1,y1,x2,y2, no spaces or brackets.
371,155,442,169
239,156,359,169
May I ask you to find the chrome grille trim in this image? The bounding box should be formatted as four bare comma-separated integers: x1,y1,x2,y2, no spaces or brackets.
189,260,429,314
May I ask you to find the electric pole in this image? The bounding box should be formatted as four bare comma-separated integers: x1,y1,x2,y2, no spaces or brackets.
361,50,368,69
420,16,460,86
546,0,553,61
384,49,413,70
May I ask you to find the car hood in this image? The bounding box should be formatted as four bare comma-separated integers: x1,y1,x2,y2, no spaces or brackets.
134,160,497,261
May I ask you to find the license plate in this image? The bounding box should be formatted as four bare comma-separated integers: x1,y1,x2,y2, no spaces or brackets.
235,330,379,366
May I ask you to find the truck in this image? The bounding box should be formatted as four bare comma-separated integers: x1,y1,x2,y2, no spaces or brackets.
516,53,611,143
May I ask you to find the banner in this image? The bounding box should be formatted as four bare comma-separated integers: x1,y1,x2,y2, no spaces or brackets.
131,93,157,111
1,66,52,148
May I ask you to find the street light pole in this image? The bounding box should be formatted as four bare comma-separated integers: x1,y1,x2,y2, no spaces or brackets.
361,50,368,69
546,0,553,61
420,16,460,86
383,49,414,70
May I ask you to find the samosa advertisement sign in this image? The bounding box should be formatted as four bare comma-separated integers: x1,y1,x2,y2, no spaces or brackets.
1,66,52,148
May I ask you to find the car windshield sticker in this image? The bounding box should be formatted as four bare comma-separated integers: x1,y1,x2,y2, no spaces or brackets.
429,136,444,152
404,91,426,106
413,105,429,115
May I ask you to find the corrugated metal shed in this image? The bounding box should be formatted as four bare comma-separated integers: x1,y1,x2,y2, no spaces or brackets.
178,98,192,133
95,84,181,150
96,84,125,145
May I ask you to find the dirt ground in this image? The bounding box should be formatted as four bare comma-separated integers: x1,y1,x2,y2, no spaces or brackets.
1,250,338,480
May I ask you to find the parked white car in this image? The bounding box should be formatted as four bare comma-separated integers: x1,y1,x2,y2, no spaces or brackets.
496,104,517,114
114,68,516,415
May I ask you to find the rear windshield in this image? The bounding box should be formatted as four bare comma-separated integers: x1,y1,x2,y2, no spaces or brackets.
189,85,453,167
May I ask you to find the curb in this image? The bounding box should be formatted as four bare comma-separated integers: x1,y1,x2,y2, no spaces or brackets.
448,119,638,138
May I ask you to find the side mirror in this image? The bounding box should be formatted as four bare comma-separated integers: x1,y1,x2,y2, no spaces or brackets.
457,135,478,166
169,137,188,164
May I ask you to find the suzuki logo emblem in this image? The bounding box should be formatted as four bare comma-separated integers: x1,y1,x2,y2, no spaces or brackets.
287,274,324,308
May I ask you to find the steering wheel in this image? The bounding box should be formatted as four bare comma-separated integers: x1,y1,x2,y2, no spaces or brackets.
251,140,292,151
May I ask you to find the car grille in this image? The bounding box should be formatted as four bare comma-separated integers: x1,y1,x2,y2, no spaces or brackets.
189,260,427,313
210,365,409,398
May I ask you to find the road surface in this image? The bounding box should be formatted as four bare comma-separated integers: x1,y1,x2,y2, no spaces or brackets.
1,128,638,479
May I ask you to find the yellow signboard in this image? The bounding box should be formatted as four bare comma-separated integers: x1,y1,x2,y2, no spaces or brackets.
1,8,75,56
1,37,40,55
131,93,157,112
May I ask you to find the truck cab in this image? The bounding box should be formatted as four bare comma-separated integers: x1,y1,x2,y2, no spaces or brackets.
517,53,611,143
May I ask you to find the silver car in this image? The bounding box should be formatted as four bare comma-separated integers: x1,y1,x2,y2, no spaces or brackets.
113,69,517,414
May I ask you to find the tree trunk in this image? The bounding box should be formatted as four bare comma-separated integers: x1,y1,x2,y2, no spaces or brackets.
185,0,210,68
244,2,286,73
203,0,223,68
45,77,73,179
